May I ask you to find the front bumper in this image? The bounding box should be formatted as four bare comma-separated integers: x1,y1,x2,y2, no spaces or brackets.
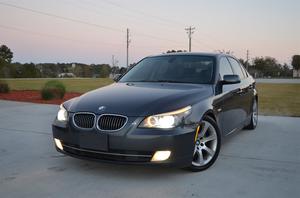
52,115,196,167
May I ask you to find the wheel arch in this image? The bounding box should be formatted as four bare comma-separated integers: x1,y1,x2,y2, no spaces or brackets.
202,110,217,121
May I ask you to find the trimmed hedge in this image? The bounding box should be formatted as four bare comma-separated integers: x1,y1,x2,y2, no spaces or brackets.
41,80,66,100
0,80,10,93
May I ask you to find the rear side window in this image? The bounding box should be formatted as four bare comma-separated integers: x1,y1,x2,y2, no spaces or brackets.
228,57,246,79
219,57,234,80
240,64,249,77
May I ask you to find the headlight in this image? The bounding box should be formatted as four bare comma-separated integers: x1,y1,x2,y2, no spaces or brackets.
57,104,68,122
139,106,192,129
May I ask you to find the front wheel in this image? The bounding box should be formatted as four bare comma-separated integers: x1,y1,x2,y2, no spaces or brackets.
188,116,221,172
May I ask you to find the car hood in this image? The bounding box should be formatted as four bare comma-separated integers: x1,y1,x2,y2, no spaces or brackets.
65,82,213,116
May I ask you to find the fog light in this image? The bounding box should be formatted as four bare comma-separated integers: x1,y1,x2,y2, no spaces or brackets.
54,138,63,150
151,151,171,162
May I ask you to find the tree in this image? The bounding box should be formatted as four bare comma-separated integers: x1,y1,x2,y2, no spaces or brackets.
81,64,93,77
239,58,247,66
292,55,300,70
0,45,13,63
98,64,111,78
111,66,120,75
20,63,41,78
119,67,127,74
216,49,234,55
281,63,292,77
38,63,60,78
166,50,187,53
91,64,112,78
252,56,282,77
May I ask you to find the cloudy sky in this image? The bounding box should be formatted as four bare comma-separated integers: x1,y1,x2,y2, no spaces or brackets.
0,0,299,66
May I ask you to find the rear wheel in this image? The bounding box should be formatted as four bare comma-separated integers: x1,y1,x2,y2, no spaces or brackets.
188,116,221,172
245,99,258,130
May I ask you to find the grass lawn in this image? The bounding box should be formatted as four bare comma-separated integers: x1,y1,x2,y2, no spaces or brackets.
1,78,300,117
3,78,113,93
256,83,300,117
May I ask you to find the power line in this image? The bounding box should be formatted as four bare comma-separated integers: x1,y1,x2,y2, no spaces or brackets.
0,24,184,52
96,0,228,49
0,1,212,50
62,0,219,50
67,0,186,46
0,24,123,47
0,2,123,33
0,2,186,46
1,1,230,53
192,38,216,51
185,26,195,52
98,0,185,27
69,0,183,30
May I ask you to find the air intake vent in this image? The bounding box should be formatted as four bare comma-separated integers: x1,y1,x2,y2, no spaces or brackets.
97,114,127,131
73,113,95,129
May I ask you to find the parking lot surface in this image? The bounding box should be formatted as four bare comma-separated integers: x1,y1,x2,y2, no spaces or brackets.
0,100,299,198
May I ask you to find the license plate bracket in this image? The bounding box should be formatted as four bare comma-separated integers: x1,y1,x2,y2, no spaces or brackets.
79,132,108,151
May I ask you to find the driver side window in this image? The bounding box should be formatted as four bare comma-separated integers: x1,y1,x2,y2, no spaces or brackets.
219,57,234,80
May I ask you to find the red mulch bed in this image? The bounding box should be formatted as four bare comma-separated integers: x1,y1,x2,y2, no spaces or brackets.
0,90,81,105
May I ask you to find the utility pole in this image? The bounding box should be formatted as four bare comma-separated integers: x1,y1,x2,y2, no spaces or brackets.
126,28,131,67
185,26,195,52
112,55,115,67
246,49,249,70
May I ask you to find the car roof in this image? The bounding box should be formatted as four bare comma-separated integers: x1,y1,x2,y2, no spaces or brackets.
147,52,224,58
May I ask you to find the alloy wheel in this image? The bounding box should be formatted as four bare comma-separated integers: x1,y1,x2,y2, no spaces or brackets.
192,120,218,166
252,100,258,127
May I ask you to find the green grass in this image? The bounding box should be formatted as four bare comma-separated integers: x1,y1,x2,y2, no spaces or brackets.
256,83,300,117
3,78,113,93
1,78,300,116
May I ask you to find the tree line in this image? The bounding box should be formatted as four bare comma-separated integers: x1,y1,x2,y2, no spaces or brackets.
0,45,127,78
1,44,300,78
239,57,294,78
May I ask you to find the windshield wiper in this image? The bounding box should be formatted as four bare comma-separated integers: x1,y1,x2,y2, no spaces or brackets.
124,80,184,83
152,80,184,83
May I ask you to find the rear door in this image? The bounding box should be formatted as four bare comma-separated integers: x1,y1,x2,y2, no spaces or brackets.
239,64,255,117
227,57,252,125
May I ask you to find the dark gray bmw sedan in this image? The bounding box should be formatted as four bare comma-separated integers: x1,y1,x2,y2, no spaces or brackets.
52,53,258,171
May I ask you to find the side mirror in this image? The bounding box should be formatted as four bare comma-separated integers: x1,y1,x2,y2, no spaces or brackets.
113,74,122,82
222,74,241,85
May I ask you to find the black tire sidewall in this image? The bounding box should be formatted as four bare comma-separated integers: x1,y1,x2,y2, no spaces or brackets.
245,99,258,130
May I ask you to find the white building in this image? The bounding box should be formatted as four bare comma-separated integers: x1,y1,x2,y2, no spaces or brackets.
293,69,300,78
58,73,76,78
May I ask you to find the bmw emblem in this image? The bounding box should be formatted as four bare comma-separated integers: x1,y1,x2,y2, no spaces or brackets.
98,106,106,111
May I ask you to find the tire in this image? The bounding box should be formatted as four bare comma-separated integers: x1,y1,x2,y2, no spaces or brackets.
244,99,258,130
188,116,221,172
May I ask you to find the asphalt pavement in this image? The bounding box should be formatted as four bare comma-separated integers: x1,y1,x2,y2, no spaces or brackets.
0,100,299,198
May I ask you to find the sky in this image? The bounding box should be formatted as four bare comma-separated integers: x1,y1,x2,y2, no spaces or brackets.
0,0,299,66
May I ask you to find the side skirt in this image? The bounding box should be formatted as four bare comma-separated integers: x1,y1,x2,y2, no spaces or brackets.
224,116,251,137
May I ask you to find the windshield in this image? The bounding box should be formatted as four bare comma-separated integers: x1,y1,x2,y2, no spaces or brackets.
119,55,215,84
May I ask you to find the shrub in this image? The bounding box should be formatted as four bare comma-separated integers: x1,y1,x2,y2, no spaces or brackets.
41,80,66,100
0,80,10,93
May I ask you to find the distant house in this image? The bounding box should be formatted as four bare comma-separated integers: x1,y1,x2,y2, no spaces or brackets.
58,72,76,78
293,69,300,78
